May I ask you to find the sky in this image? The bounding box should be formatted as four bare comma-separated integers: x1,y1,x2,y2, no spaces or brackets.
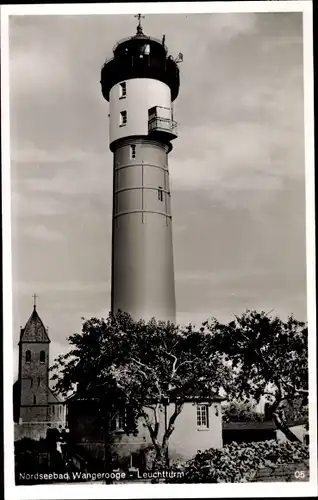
9,11,307,378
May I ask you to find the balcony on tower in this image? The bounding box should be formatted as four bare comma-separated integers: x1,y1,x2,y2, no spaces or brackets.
148,106,178,142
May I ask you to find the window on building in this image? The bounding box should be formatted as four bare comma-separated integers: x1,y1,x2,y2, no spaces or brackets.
130,145,136,159
40,350,45,363
25,350,31,363
264,402,271,420
119,82,126,99
304,431,309,446
197,404,209,429
33,395,36,405
114,410,126,432
38,377,41,387
120,110,127,126
30,378,33,388
158,186,163,202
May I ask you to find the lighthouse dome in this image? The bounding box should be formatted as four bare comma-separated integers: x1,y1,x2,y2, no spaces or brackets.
101,25,179,102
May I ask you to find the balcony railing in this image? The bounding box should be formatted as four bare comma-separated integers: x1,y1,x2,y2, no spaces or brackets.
148,117,178,138
112,34,168,53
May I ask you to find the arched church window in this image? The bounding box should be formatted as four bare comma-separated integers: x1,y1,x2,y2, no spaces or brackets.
25,350,31,363
40,350,45,363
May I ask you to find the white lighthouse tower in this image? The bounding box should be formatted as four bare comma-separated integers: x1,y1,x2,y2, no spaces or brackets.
101,15,180,323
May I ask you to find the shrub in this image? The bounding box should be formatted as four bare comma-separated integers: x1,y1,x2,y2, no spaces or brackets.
169,440,309,483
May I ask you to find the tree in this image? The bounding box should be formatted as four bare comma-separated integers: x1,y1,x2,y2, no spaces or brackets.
206,310,308,442
51,311,231,470
222,401,264,423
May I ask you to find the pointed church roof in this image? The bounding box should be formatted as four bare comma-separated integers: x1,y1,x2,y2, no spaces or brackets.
19,306,51,343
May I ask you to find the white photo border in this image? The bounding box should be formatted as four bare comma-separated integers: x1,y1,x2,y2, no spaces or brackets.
1,2,316,499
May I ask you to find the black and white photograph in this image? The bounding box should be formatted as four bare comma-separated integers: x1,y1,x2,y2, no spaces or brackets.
2,1,317,498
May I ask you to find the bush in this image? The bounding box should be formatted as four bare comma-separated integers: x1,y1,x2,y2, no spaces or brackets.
169,440,309,483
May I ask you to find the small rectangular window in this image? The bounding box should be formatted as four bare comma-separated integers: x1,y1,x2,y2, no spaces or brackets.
119,82,126,99
158,187,163,202
197,404,209,428
33,395,36,405
115,410,126,431
120,110,127,127
130,145,136,159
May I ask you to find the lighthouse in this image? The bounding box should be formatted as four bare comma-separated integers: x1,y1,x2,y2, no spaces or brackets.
101,15,180,323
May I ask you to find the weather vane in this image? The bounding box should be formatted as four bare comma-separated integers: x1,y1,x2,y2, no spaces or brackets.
32,293,38,309
134,13,145,33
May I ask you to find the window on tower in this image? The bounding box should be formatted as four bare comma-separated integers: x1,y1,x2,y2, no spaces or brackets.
119,82,126,99
120,110,127,127
40,350,45,363
140,44,150,56
33,395,36,405
130,145,136,159
158,187,163,202
25,350,31,363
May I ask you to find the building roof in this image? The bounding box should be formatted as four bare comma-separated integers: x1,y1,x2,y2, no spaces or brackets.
19,307,50,344
251,460,309,482
66,391,225,406
223,418,307,431
13,380,64,403
48,388,64,404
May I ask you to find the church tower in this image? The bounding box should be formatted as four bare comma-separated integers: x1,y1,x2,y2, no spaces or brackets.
15,300,51,423
14,299,66,440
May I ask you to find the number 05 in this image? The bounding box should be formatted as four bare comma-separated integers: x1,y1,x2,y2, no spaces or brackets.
295,470,306,479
